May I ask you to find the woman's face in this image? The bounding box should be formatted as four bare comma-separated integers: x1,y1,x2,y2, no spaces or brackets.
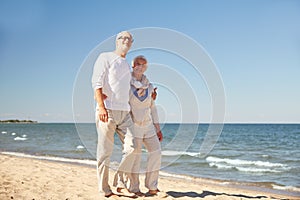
133,58,148,75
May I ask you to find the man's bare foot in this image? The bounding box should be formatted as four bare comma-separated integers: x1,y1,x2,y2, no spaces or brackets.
104,192,119,199
134,191,145,197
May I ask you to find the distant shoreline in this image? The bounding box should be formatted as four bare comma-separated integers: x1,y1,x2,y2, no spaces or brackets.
0,119,38,124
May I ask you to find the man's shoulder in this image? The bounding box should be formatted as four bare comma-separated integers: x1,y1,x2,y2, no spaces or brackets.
99,51,117,59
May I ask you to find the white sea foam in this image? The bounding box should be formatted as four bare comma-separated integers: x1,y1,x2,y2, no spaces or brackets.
236,166,280,173
14,137,27,141
206,156,291,174
76,145,85,149
209,162,234,170
1,152,97,166
162,150,200,157
206,156,287,168
209,161,281,173
11,132,16,136
1,131,7,134
22,134,27,138
272,184,300,193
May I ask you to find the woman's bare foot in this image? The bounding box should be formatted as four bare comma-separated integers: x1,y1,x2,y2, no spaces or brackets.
148,189,168,198
116,187,136,197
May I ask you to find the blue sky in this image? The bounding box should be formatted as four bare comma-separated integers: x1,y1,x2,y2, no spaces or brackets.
0,0,299,123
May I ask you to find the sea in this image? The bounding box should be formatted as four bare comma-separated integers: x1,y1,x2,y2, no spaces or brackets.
0,123,299,197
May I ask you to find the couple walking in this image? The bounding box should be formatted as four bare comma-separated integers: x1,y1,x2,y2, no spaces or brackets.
91,31,167,198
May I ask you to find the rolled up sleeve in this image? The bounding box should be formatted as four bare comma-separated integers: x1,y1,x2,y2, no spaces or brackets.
92,53,107,91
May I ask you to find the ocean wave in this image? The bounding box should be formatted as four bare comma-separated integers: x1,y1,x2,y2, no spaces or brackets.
76,145,85,149
209,163,234,170
206,156,287,168
206,156,291,174
236,166,281,173
1,131,7,134
209,162,282,173
272,184,300,193
14,137,27,141
162,150,200,157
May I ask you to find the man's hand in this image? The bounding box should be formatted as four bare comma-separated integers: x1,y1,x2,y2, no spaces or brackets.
95,88,108,122
98,107,108,122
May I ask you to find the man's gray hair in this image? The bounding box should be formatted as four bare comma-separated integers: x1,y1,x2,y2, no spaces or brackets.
116,31,133,41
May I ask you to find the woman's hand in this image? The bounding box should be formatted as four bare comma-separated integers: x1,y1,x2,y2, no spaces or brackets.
157,130,163,142
152,87,157,100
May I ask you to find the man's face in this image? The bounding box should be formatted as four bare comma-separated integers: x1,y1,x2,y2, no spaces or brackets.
116,32,133,53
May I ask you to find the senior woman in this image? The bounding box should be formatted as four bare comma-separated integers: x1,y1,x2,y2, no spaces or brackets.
128,55,167,198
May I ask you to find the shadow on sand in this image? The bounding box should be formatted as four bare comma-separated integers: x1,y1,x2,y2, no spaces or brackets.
167,190,269,199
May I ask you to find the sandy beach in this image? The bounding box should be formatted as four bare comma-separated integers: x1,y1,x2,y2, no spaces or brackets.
0,154,298,200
